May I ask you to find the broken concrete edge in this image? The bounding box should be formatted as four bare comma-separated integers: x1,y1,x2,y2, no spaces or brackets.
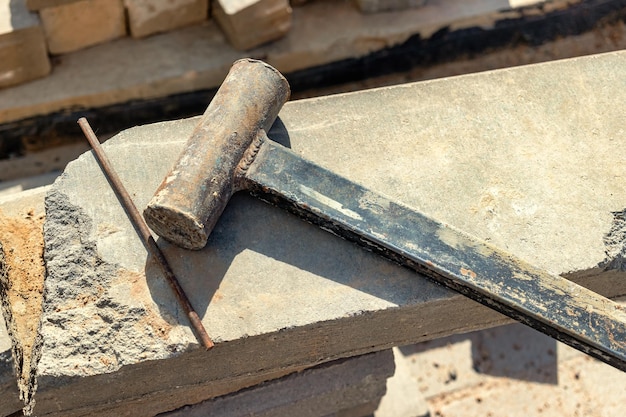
0,0,595,124
28,300,507,417
0,187,48,416
1,178,518,416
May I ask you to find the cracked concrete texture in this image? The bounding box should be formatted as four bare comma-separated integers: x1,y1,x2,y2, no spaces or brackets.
29,50,626,415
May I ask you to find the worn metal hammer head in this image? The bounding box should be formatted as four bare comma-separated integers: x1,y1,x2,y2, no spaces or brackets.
144,59,290,249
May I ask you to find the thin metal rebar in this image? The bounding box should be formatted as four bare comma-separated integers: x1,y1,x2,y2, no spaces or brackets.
78,117,214,350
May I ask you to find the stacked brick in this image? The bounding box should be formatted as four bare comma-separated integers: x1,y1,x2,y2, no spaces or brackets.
0,0,430,90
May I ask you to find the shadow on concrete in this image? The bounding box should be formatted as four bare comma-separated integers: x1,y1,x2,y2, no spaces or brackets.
399,323,558,384
470,323,558,384
142,114,447,336
141,117,557,385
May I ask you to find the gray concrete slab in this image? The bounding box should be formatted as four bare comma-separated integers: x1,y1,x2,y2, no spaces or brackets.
28,50,626,415
160,349,393,417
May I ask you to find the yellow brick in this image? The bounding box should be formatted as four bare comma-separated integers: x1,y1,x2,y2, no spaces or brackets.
0,0,51,88
213,0,292,50
125,0,209,38
40,0,126,54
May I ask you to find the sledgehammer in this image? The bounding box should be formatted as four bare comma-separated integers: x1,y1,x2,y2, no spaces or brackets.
144,59,626,371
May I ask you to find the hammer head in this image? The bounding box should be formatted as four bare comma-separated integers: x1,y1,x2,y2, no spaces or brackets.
144,59,290,249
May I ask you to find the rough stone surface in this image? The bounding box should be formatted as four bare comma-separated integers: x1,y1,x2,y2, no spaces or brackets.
0,188,47,416
355,0,427,13
0,0,51,89
212,0,292,50
39,0,126,54
0,0,563,122
161,350,393,417
32,51,626,415
125,0,209,38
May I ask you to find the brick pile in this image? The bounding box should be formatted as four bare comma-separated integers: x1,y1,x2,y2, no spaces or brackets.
0,0,431,90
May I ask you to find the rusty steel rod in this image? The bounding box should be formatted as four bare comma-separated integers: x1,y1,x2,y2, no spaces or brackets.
78,117,214,350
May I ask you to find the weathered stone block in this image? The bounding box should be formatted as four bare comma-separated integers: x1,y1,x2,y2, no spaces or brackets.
355,0,427,13
39,0,126,54
0,0,51,89
161,350,394,417
212,0,292,50
125,0,209,38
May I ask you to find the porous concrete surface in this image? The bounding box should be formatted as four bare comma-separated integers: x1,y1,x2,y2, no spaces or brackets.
39,0,126,54
0,0,50,88
31,51,626,416
124,0,209,38
0,0,575,123
161,350,394,417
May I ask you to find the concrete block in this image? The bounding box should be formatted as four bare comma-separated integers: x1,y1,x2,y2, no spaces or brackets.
24,51,626,416
0,0,51,89
355,0,427,14
161,350,394,417
212,0,292,50
125,0,209,38
39,0,126,54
